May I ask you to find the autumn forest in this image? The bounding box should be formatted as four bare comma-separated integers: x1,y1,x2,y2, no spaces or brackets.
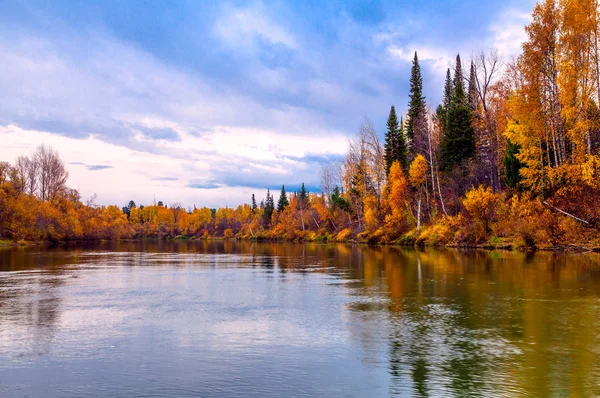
2,0,600,250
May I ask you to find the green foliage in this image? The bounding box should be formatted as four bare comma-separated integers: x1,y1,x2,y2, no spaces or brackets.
331,186,352,213
440,54,476,172
440,103,476,171
384,107,408,173
263,189,274,225
277,185,289,212
504,140,523,189
406,52,425,142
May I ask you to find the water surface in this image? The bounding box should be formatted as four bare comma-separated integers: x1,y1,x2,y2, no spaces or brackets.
1,241,600,397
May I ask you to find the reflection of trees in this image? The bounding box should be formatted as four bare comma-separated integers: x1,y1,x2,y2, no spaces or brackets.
342,247,600,396
0,247,69,360
3,242,600,396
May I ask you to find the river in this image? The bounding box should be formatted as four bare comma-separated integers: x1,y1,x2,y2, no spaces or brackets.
1,241,599,397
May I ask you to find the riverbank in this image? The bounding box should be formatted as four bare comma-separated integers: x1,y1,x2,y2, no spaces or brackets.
2,233,599,253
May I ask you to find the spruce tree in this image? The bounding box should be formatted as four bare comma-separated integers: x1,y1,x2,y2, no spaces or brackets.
251,194,257,212
443,68,453,108
263,189,274,226
406,52,425,142
396,116,408,171
277,185,289,212
384,105,400,174
503,140,523,189
439,54,476,172
468,61,479,112
299,183,308,204
453,54,466,105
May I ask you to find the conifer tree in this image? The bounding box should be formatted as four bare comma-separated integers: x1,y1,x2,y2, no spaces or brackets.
251,194,257,212
263,189,274,226
277,185,289,212
440,54,476,172
406,52,426,143
503,140,523,189
299,183,308,204
453,54,466,105
467,61,479,112
396,116,408,171
384,105,400,174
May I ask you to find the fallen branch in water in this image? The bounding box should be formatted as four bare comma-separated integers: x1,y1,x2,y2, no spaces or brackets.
568,243,594,252
543,201,590,225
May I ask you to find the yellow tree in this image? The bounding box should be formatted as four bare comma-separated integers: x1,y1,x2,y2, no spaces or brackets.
382,161,410,238
409,155,428,231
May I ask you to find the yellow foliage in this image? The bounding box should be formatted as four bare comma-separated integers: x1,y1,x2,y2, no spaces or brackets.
409,155,428,188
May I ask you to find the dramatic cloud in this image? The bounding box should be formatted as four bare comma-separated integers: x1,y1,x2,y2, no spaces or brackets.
0,0,536,207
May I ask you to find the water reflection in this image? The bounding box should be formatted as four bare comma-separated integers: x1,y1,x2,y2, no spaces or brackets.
1,242,600,396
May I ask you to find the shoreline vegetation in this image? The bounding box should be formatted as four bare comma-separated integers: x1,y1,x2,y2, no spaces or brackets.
2,0,600,253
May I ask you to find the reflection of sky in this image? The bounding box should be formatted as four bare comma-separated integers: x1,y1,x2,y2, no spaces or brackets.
2,245,600,396
0,0,534,207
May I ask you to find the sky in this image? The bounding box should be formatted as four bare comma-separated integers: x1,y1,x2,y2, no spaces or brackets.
0,0,535,208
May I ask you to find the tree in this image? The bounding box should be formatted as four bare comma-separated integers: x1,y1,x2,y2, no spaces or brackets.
277,185,289,212
503,139,523,189
263,189,274,226
299,183,308,203
251,194,257,212
409,155,429,231
468,61,479,112
440,54,476,172
384,106,408,174
407,52,426,145
31,145,68,201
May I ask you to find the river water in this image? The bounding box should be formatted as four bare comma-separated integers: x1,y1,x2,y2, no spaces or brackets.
1,241,599,397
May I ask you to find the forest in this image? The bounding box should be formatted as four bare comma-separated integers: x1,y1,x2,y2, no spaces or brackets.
1,0,600,250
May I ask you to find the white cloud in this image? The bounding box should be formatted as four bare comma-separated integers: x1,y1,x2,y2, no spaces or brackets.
212,2,297,51
488,7,532,59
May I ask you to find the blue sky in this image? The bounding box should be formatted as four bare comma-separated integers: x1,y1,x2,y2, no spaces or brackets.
0,0,534,207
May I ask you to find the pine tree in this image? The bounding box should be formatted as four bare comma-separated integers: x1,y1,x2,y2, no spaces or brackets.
299,183,308,204
277,185,289,212
396,117,408,171
436,68,453,134
443,68,453,108
384,105,400,174
503,140,523,189
453,54,466,105
468,61,479,112
440,54,476,172
406,52,426,143
251,194,257,212
263,189,274,226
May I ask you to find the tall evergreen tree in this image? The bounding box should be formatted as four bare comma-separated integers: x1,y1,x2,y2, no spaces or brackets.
277,185,289,212
440,54,476,171
503,140,523,189
467,61,479,112
262,189,274,226
299,183,308,204
453,54,466,105
385,107,408,174
437,68,454,133
251,194,257,212
406,52,426,143
396,116,408,171
443,68,454,108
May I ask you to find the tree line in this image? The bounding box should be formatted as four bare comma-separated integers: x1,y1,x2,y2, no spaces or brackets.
1,0,599,249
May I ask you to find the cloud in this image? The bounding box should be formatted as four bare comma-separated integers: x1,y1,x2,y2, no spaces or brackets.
488,7,532,59
213,3,297,52
86,165,113,171
151,177,178,181
0,0,537,207
186,182,221,190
